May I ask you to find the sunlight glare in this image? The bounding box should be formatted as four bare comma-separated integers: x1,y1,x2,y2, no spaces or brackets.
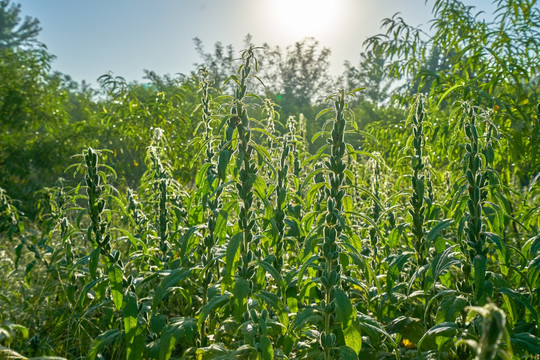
267,0,339,40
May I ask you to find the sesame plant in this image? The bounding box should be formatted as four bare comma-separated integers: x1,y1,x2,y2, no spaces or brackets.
1,28,539,360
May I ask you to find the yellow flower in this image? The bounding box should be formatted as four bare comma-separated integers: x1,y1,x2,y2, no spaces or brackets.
401,338,417,349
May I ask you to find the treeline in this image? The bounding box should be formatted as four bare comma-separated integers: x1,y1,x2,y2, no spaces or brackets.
2,1,537,219
0,7,400,219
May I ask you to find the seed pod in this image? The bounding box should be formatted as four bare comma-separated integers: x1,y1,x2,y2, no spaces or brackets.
466,170,475,185
320,331,328,347
326,333,336,347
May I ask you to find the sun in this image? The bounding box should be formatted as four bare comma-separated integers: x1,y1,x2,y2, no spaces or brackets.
266,0,339,41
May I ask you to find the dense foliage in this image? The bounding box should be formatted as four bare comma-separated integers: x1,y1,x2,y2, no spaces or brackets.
0,0,538,359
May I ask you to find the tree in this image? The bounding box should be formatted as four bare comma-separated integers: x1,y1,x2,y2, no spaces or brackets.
97,71,202,186
366,0,540,184
342,48,393,105
260,38,332,110
0,47,72,216
193,37,237,93
0,0,41,49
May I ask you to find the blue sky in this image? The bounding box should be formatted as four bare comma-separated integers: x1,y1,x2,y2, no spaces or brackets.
17,0,492,85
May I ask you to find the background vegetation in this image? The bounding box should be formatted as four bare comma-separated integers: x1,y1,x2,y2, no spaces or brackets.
0,0,538,359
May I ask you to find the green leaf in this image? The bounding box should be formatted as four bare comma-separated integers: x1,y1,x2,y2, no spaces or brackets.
357,312,397,347
343,195,353,214
426,219,453,244
215,209,229,240
111,228,147,251
417,322,458,350
223,233,243,290
437,83,463,107
292,307,320,330
387,252,413,291
260,335,274,360
315,108,333,121
343,320,362,354
233,278,250,320
305,182,326,207
387,316,424,344
436,295,468,324
258,290,281,311
87,329,121,360
251,127,277,141
253,174,268,201
334,288,355,329
179,226,198,260
347,87,365,95
153,268,191,309
159,318,198,360
297,255,319,288
473,255,487,305
346,210,384,240
89,247,100,279
258,259,283,287
217,149,230,180
77,277,103,308
497,288,538,320
123,294,142,360
251,143,273,163
338,345,358,360
108,264,123,310
428,245,460,291
286,286,298,313
511,332,540,355
198,293,231,327
0,347,24,359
